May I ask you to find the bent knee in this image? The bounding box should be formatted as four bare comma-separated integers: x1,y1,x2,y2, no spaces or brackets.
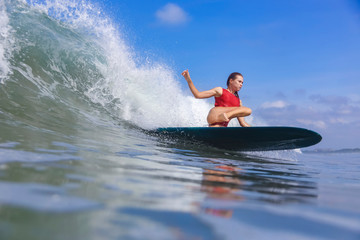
244,107,252,116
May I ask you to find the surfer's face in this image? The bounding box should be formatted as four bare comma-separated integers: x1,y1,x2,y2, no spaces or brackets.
230,76,244,91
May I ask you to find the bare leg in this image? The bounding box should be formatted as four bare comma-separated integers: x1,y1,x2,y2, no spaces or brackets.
207,106,252,126
223,107,252,120
218,112,230,122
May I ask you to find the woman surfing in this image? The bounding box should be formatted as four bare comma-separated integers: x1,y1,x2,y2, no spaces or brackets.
182,69,252,127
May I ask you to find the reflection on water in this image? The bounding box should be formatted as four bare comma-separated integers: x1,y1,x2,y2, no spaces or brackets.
202,163,243,201
201,163,243,219
1,124,360,239
196,155,317,220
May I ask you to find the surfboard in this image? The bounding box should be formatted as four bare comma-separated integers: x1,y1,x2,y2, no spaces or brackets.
151,127,322,151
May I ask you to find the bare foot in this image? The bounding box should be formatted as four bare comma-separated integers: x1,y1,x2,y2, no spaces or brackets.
218,113,229,122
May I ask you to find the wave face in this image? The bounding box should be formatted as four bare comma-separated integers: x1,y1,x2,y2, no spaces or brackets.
0,0,211,142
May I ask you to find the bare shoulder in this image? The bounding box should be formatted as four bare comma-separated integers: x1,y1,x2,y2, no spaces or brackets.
213,87,223,97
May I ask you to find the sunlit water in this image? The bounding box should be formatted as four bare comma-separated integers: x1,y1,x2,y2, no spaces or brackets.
0,0,359,239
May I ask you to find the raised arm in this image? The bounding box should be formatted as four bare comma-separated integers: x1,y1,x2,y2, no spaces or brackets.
182,70,222,99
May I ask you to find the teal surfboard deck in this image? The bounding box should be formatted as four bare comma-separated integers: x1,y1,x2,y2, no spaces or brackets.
152,127,322,151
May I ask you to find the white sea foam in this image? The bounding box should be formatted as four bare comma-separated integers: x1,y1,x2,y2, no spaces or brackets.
24,0,215,129
0,0,13,83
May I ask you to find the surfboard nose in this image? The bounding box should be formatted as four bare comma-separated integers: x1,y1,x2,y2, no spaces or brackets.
311,131,322,145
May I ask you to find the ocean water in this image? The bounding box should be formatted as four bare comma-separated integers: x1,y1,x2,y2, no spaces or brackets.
0,0,360,239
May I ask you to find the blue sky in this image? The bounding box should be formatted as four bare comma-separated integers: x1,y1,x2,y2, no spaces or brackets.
100,0,360,148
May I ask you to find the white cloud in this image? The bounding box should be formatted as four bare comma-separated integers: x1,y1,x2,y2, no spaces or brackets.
155,3,189,25
254,93,360,148
296,119,327,129
261,100,288,109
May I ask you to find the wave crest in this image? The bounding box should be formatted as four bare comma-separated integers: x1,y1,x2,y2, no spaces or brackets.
1,0,212,131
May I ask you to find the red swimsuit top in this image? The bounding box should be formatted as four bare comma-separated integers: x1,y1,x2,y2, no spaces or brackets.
215,88,240,107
